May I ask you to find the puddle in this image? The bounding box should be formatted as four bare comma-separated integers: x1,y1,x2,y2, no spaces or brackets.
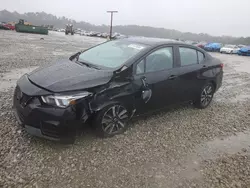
196,131,250,159
233,64,250,74
2,52,14,56
36,46,44,48
224,77,244,85
0,67,38,92
212,53,250,74
230,94,250,102
215,90,250,103
229,60,250,74
181,131,250,179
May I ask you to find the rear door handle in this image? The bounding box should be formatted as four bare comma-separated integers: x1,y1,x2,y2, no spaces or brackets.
168,75,177,80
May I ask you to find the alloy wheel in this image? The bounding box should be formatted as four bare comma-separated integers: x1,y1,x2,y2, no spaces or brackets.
200,84,214,107
101,105,129,134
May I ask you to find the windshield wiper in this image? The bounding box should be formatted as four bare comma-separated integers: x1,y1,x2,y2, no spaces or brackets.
76,60,101,70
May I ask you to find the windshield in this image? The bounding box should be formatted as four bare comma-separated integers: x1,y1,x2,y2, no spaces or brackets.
78,40,148,68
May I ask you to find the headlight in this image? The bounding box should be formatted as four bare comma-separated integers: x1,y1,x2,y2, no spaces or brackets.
41,91,92,108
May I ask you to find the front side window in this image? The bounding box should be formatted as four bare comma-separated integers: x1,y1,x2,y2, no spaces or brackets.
78,40,148,68
145,47,173,73
179,47,198,66
136,60,145,74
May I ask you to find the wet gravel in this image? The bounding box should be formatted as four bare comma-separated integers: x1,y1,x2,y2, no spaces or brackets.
1,30,250,188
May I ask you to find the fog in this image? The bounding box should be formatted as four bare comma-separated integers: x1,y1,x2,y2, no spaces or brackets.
3,0,250,37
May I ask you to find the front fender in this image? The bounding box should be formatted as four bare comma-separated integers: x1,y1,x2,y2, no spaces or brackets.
91,100,121,112
89,83,136,115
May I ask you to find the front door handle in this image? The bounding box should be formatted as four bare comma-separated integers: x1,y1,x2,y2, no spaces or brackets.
168,75,177,80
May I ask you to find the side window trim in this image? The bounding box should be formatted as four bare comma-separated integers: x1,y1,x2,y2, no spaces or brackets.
197,50,205,63
196,51,199,64
135,59,146,75
133,45,175,75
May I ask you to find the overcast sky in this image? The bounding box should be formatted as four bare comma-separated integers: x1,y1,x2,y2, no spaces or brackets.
2,0,250,37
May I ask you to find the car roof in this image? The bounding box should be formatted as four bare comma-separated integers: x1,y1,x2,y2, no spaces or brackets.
119,37,186,46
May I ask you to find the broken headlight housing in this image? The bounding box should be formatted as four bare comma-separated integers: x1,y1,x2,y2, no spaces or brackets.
41,91,92,108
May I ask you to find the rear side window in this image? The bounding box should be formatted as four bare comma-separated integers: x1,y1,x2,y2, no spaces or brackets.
179,47,198,66
197,51,205,63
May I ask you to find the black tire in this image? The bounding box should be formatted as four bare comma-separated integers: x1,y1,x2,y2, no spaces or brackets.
194,82,215,109
93,104,130,138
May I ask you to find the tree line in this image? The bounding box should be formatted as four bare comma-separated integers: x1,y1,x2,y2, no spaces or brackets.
0,10,249,45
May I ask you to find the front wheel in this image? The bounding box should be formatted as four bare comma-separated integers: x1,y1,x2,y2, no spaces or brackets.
93,104,130,138
194,82,215,109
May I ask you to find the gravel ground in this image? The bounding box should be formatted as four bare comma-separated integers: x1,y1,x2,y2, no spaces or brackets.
1,30,250,188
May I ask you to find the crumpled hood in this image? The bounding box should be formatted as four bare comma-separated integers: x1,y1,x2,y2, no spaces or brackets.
28,59,113,92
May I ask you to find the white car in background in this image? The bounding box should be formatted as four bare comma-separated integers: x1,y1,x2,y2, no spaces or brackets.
220,45,240,54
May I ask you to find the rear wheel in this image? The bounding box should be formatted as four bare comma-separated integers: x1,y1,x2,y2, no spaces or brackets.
93,104,130,138
195,82,215,109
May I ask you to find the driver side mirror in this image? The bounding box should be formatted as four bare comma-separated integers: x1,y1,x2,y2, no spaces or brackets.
69,49,87,61
69,51,81,61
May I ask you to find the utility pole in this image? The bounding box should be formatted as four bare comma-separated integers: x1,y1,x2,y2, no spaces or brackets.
107,11,118,39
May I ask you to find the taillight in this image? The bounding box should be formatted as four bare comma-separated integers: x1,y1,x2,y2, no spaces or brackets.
220,63,224,68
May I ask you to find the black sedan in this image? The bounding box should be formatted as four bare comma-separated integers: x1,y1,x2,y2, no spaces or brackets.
13,37,223,143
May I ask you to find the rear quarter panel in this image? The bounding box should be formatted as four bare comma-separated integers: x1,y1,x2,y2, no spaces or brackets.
202,56,223,91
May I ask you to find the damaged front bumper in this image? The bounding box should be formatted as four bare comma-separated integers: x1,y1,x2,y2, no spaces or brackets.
13,95,82,142
13,76,86,143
